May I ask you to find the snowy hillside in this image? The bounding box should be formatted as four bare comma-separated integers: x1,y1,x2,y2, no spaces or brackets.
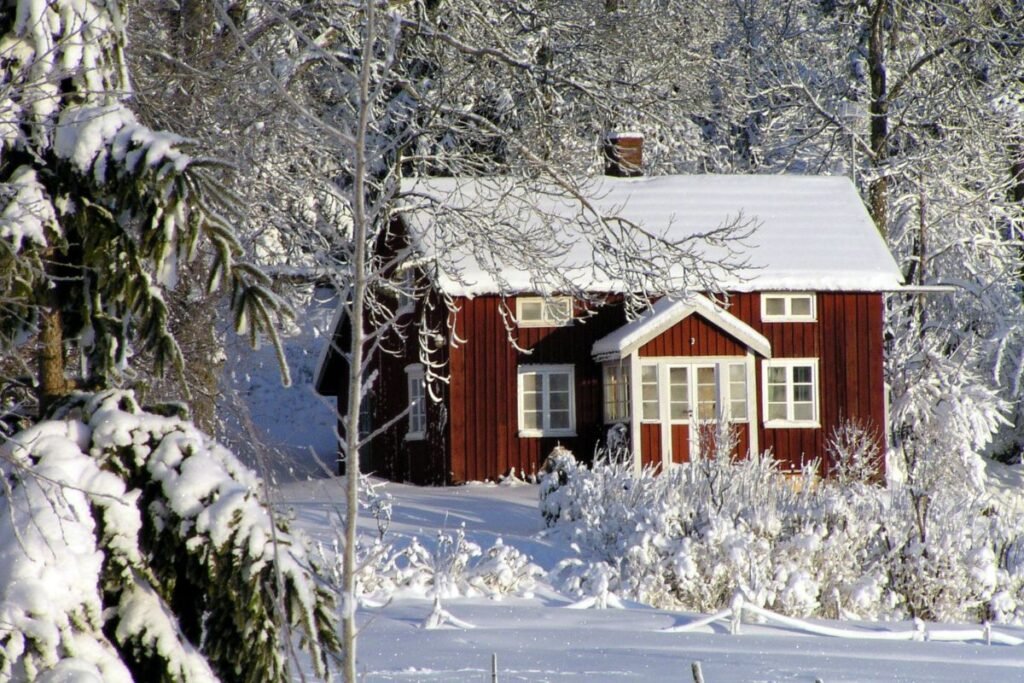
221,286,340,481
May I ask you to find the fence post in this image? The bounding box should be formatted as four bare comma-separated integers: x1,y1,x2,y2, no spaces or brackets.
491,652,498,683
691,661,705,683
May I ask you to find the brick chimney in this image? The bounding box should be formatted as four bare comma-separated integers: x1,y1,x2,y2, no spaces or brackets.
603,131,644,177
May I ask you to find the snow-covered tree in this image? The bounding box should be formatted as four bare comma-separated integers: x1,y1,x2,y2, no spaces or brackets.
0,390,340,680
0,0,290,413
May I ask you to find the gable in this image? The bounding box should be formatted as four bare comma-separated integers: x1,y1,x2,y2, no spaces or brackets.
591,295,772,361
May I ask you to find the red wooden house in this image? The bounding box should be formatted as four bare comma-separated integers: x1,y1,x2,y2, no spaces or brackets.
316,170,904,485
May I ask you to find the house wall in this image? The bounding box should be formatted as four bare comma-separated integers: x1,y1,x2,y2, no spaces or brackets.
351,289,886,484
446,296,627,483
729,291,886,473
443,291,884,480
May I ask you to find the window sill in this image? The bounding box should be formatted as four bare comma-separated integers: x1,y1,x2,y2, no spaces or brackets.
518,429,577,439
517,321,573,329
764,420,820,429
761,317,817,323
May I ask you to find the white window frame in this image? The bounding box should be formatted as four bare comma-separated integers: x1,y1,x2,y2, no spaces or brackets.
517,364,576,438
602,362,630,423
640,359,751,425
516,296,573,328
761,293,817,322
405,364,426,440
761,358,820,428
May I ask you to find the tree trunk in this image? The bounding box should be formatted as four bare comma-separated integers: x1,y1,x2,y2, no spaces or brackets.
342,3,379,680
38,306,68,414
867,0,890,237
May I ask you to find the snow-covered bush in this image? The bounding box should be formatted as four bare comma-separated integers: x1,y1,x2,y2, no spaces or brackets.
541,445,1024,625
321,523,541,603
0,391,339,682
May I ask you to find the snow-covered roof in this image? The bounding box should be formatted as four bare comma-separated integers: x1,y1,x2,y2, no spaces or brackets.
591,295,772,361
399,174,903,296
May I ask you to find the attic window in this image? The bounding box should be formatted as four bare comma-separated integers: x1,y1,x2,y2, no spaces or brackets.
516,297,572,328
761,293,816,322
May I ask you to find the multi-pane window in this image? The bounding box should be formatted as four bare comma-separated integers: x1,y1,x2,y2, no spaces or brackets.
406,364,426,440
727,363,748,421
695,366,717,420
602,363,630,423
763,359,819,426
641,365,659,421
518,365,575,436
516,297,573,327
668,366,690,420
761,293,816,322
640,361,749,424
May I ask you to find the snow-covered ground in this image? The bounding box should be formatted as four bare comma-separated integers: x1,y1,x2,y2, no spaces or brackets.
275,478,1024,682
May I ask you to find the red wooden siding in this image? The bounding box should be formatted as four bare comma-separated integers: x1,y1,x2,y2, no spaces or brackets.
639,314,746,357
446,297,626,483
639,424,662,469
728,291,885,473
343,289,886,484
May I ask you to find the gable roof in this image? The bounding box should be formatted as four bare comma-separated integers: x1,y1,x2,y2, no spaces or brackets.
399,174,903,296
591,294,772,362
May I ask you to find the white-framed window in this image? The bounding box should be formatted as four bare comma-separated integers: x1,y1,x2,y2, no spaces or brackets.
517,365,576,437
642,359,750,424
516,296,573,328
726,362,748,421
405,364,426,440
602,363,630,423
762,358,819,428
640,364,659,422
761,293,817,322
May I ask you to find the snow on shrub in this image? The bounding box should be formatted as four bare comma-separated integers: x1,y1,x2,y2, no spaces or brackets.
0,391,339,682
319,482,542,603
540,435,1024,625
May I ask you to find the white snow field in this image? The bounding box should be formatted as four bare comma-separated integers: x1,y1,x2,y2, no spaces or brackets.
275,478,1024,682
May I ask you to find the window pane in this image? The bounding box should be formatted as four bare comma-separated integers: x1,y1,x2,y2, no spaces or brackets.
730,399,747,421
549,373,569,392
768,403,787,420
769,385,787,402
729,364,745,382
642,366,657,383
519,300,543,321
523,411,541,429
550,391,569,411
767,366,787,384
794,403,814,421
794,385,813,403
549,411,570,429
547,299,571,322
791,296,812,316
765,297,786,316
521,373,540,392
522,391,541,411
642,403,659,420
793,366,813,384
642,383,658,401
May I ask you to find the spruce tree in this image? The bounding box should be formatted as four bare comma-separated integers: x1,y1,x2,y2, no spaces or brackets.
0,0,289,412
